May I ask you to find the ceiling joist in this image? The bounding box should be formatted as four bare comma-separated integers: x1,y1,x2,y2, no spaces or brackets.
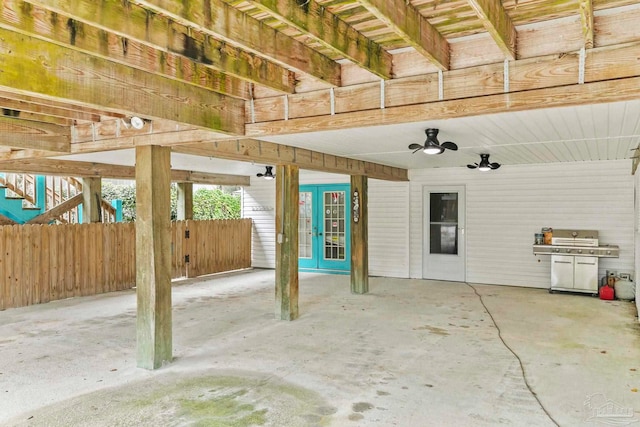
466,0,517,60
0,27,246,134
23,0,296,94
358,0,450,70
579,0,595,49
134,0,342,86
0,117,70,152
249,0,393,79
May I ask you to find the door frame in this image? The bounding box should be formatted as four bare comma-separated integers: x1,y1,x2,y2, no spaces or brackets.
422,185,466,282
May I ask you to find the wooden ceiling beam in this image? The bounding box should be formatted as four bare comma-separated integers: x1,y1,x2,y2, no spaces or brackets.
579,0,595,49
0,158,251,185
246,75,640,137
0,91,103,122
358,0,450,70
135,0,341,86
466,0,517,60
0,117,70,152
0,0,251,100
24,0,296,94
0,107,73,126
0,28,245,134
173,139,408,182
250,0,393,79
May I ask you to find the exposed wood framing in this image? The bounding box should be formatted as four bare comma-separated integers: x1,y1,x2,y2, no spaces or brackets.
134,0,341,86
23,0,296,94
0,117,70,152
246,43,640,135
466,0,517,59
176,183,193,221
0,158,251,186
275,164,299,321
173,139,408,182
0,28,245,134
250,0,393,79
358,0,450,70
350,175,368,294
632,146,640,175
0,91,102,122
81,177,102,223
579,0,595,49
26,194,82,225
135,145,172,369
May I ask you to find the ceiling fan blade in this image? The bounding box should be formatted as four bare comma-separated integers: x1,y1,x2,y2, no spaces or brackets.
441,141,458,151
412,147,424,154
467,164,478,169
256,173,264,177
490,163,501,169
408,143,423,150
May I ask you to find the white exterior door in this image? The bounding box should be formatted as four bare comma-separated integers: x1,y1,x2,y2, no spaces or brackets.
423,186,466,281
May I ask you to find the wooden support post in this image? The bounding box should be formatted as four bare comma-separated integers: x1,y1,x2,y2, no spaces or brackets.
81,177,102,223
275,165,299,321
176,182,193,220
135,145,172,369
350,175,369,294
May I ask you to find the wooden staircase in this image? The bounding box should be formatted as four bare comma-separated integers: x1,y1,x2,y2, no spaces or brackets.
0,173,118,224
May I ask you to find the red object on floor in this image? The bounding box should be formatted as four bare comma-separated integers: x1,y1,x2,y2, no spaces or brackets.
599,285,614,300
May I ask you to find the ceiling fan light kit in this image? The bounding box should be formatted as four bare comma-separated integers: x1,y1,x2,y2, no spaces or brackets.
468,154,501,171
408,128,458,155
257,166,275,180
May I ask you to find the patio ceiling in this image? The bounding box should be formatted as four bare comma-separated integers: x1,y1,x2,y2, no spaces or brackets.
0,0,639,178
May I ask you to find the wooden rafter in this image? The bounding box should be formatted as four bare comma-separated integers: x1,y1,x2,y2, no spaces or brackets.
134,0,342,86
0,27,245,134
0,117,70,152
579,0,595,49
0,158,251,186
23,0,296,94
250,0,393,79
358,0,450,70
173,139,408,182
466,0,517,60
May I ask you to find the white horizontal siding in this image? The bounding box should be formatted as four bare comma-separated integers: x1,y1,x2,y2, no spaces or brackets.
368,180,410,278
410,160,635,288
242,178,276,268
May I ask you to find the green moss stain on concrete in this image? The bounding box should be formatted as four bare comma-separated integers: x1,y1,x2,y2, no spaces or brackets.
11,372,335,426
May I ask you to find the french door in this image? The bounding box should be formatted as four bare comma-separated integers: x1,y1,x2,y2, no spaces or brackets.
423,186,466,281
299,184,350,271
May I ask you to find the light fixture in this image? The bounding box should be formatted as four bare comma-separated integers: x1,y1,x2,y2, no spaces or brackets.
121,116,146,130
408,128,458,155
257,166,275,180
467,154,501,171
423,138,445,155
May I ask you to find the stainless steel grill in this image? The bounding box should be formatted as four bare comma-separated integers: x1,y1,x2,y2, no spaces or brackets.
532,229,619,294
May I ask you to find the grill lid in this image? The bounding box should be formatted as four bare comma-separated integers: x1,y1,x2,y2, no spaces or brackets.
551,229,598,246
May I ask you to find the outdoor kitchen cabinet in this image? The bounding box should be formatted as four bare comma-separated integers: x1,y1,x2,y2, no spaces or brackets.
551,254,598,293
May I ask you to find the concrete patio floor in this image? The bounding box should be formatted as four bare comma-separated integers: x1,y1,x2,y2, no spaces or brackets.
1,269,640,426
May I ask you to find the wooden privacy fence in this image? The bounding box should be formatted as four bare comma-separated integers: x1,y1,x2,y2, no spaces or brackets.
0,219,252,310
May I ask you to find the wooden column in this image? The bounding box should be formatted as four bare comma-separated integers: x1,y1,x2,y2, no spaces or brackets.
176,182,193,220
135,145,172,369
350,175,369,294
275,165,299,320
81,177,102,223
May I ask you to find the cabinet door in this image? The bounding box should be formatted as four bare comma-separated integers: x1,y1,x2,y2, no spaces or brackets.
551,255,574,289
574,256,598,292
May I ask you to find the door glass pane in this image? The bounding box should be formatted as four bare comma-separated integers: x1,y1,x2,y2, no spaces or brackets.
298,192,313,259
430,193,458,255
323,191,346,261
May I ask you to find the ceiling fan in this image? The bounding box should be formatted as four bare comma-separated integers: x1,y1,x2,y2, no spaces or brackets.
467,154,501,171
256,166,275,180
408,128,458,155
